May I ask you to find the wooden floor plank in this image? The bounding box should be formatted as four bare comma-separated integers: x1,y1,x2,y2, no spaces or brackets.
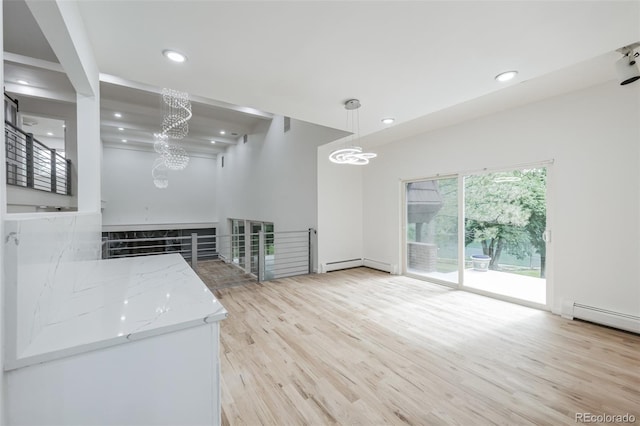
210,267,640,425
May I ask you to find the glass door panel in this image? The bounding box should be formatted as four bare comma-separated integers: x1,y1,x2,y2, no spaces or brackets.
463,168,547,304
248,221,275,276
406,177,459,285
231,219,245,266
250,222,262,275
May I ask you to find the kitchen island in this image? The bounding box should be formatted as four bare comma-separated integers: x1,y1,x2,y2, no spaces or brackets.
4,246,227,425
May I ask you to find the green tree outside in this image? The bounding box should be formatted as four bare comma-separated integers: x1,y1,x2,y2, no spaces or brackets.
464,169,547,277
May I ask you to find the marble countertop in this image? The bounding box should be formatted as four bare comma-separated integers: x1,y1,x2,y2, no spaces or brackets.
7,253,227,370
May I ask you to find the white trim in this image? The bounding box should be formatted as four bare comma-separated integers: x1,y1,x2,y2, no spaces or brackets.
100,73,273,120
3,83,76,104
322,259,363,272
400,179,407,275
544,164,554,309
102,223,218,232
401,172,459,185
3,52,65,73
458,175,465,289
400,159,554,184
562,299,640,333
102,141,218,159
363,258,397,274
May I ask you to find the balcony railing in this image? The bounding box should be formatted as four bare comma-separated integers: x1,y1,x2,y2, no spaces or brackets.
102,229,316,284
5,120,71,195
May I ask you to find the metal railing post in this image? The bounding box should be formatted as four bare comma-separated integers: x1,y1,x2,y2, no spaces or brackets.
102,237,110,259
244,223,251,273
191,233,198,272
66,159,72,195
308,228,313,274
50,149,57,193
258,230,265,282
25,133,34,189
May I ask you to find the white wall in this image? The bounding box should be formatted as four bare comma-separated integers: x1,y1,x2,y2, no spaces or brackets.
7,187,75,213
101,146,218,227
26,0,101,213
360,81,640,316
217,116,346,235
317,143,363,271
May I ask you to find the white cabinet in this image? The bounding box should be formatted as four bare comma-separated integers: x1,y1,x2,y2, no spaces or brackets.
7,323,223,425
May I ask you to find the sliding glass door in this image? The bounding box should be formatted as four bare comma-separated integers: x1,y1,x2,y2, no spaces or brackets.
249,221,274,276
230,219,245,266
463,168,547,304
405,176,459,285
404,167,548,306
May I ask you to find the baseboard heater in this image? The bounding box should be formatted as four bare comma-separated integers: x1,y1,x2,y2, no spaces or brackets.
562,301,640,334
363,258,397,274
322,258,363,272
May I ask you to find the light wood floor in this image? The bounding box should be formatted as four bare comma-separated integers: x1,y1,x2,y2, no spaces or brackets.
198,259,256,290
212,267,640,426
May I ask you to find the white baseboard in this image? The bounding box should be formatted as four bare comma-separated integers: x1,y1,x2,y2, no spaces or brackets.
562,299,640,334
363,258,397,274
321,259,363,273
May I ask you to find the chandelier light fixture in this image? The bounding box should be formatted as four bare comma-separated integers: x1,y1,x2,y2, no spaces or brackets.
161,88,192,139
152,88,194,188
153,132,189,170
615,44,640,86
329,99,377,166
151,157,169,189
163,144,190,170
153,132,169,153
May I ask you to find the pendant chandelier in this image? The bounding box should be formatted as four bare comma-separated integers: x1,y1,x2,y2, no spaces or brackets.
329,99,377,165
161,88,192,139
152,88,193,188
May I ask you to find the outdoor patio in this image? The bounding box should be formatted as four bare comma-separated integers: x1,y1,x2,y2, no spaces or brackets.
408,268,546,305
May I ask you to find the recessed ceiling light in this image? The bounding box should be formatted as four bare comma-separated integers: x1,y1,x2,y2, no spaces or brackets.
121,139,128,143
219,130,226,135
62,124,66,128
495,70,518,82
210,140,216,144
118,127,124,131
46,132,54,136
114,112,122,118
381,118,395,125
162,49,187,63
17,80,29,85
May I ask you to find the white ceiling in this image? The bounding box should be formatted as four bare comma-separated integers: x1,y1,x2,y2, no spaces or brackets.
99,80,270,154
4,1,640,152
3,0,273,155
75,0,640,142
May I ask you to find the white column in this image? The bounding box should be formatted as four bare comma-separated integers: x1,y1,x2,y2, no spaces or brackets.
25,0,102,213
77,93,102,213
0,1,7,422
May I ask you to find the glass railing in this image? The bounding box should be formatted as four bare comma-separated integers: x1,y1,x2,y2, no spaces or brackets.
102,229,315,284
